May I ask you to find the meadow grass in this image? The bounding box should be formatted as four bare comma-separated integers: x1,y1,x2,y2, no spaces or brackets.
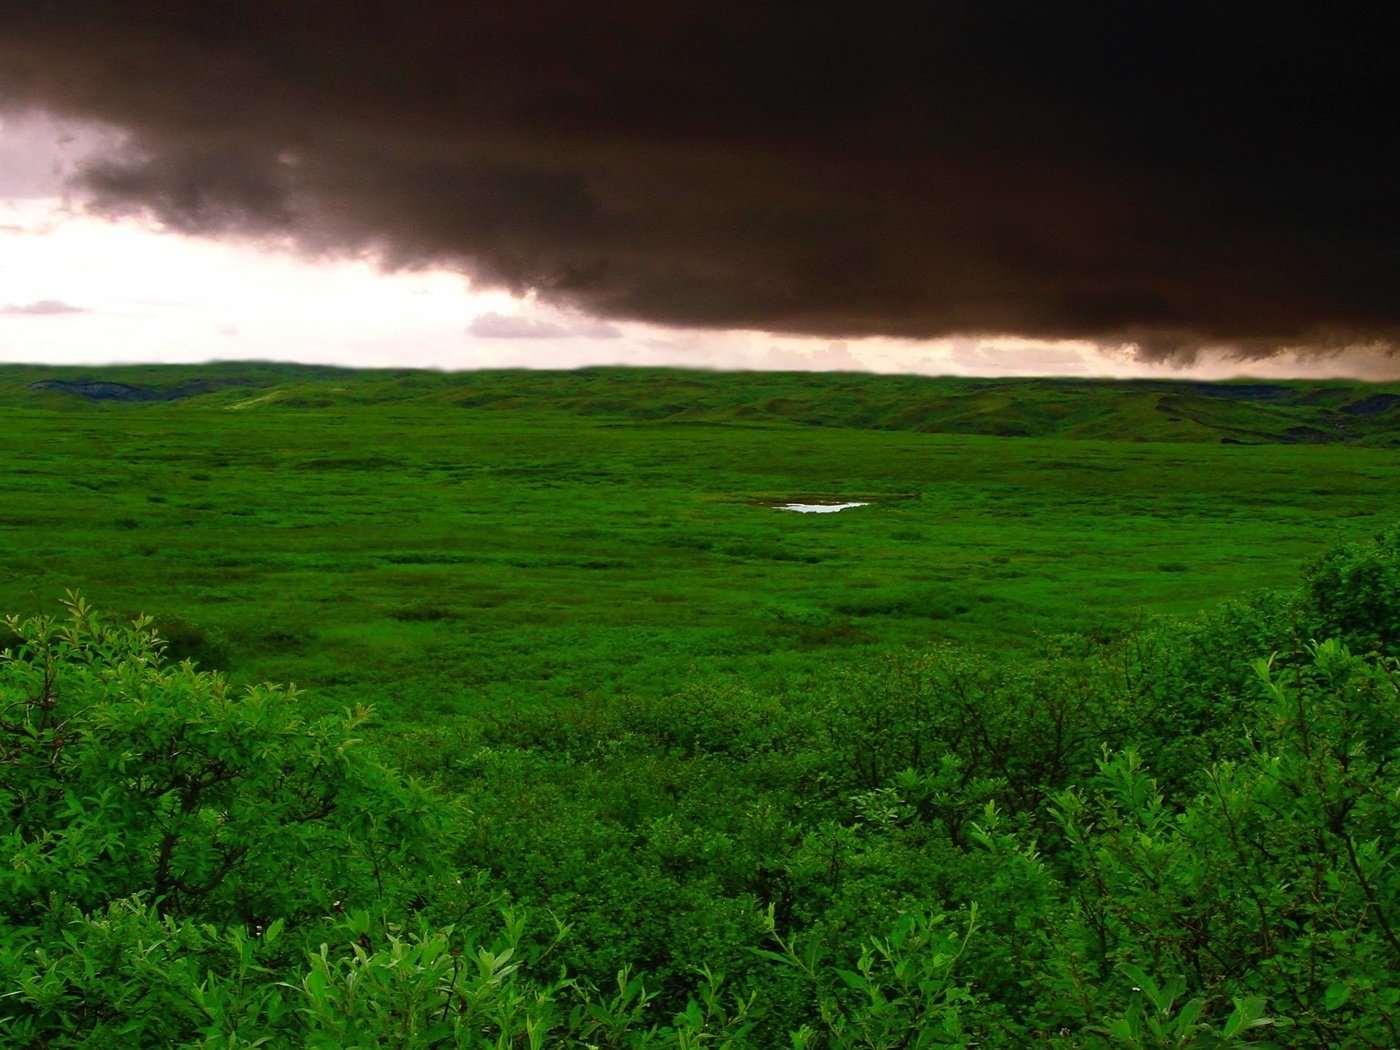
2,366,1395,731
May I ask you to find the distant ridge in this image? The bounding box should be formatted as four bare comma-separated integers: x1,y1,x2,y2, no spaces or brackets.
27,379,236,402
6,363,1400,447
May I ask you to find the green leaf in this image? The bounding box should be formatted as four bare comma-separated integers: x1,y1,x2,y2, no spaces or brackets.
1174,996,1205,1032
835,968,868,992
1222,996,1272,1039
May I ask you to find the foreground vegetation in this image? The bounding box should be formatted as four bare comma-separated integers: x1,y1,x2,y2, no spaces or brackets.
2,366,1399,1045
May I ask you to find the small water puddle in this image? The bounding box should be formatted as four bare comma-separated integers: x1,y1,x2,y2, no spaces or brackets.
776,502,869,514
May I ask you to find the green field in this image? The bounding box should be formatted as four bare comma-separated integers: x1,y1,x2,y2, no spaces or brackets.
4,364,1398,719
4,364,1400,1046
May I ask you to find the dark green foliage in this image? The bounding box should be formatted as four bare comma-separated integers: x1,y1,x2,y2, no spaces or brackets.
1303,523,1400,651
0,598,460,1044
145,612,233,670
1051,640,1400,1047
758,906,981,1048
0,596,444,928
4,560,1397,1046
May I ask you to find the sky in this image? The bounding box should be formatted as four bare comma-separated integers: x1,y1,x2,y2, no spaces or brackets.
1,6,1397,379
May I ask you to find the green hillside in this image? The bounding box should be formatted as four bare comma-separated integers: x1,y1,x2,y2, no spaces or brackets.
6,363,1400,445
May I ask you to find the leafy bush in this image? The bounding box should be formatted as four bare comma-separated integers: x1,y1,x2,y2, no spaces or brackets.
0,596,453,1044
1303,523,1400,651
1051,641,1400,1047
7,518,1400,1047
146,611,233,670
1,595,445,927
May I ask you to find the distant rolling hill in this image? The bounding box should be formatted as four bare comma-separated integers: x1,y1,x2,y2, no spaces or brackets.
4,362,1400,446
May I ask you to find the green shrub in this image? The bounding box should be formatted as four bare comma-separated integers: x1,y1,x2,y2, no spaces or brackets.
146,611,234,670
1,595,445,927
1051,641,1400,1047
1303,523,1400,651
0,595,455,1045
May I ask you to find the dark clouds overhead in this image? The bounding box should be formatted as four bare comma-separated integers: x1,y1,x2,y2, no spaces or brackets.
1,4,1397,360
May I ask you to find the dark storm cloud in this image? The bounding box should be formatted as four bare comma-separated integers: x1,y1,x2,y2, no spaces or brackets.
1,4,1397,360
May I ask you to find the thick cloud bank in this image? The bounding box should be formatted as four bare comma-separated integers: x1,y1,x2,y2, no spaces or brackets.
2,4,1396,361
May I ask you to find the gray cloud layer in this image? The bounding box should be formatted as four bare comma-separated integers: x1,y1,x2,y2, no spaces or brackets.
2,299,86,315
2,4,1397,362
467,311,621,340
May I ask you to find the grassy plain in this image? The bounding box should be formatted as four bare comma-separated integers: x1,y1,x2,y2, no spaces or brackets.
1,364,1396,730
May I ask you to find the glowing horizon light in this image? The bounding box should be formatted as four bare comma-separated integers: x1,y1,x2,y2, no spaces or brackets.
3,112,1397,381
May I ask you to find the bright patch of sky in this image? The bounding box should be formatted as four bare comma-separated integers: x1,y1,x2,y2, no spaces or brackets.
0,111,1388,379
